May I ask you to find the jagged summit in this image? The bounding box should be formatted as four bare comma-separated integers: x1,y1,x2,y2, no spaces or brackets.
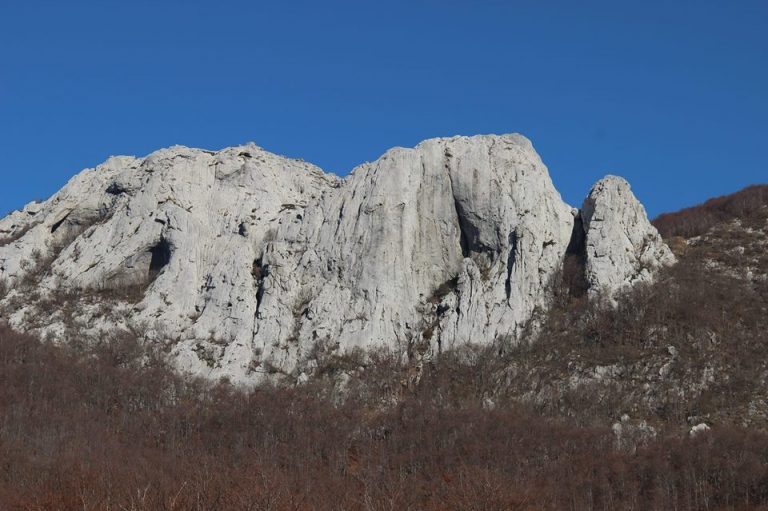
0,134,673,383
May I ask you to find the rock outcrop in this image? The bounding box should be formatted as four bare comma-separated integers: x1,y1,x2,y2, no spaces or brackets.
0,134,674,383
581,176,675,300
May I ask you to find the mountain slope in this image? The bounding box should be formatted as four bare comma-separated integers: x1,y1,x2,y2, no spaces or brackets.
0,134,672,383
408,188,768,434
0,175,766,510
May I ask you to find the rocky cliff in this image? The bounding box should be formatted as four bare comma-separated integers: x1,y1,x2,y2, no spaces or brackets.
0,134,673,383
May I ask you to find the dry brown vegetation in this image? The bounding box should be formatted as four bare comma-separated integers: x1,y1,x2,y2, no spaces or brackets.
653,184,768,239
495,216,768,429
1,188,768,510
3,324,768,511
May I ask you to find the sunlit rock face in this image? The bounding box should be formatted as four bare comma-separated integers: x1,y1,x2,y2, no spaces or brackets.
581,175,675,301
0,134,673,383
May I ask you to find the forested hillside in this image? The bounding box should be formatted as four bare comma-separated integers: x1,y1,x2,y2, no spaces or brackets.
1,185,767,510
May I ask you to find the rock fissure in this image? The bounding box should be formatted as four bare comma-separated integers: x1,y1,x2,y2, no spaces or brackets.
505,231,518,300
50,212,71,234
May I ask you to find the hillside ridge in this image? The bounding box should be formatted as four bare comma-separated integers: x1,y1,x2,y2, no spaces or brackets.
0,134,673,383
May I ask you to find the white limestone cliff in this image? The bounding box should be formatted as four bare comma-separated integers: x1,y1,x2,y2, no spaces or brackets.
0,134,673,383
581,176,675,300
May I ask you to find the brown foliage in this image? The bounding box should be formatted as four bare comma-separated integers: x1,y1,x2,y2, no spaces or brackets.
2,325,768,510
653,184,768,239
503,213,768,423
2,187,768,509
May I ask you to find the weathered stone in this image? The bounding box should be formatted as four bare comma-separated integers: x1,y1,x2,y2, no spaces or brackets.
0,135,673,383
582,176,675,300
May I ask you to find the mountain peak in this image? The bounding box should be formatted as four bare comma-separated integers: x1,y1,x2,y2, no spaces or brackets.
0,134,672,383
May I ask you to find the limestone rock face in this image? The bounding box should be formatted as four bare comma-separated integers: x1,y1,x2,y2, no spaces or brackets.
0,135,673,383
581,176,675,299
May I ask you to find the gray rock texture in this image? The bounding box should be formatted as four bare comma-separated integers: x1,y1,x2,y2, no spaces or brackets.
582,176,675,301
0,134,673,383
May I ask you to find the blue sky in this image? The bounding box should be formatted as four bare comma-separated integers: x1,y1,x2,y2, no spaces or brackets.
1,0,766,217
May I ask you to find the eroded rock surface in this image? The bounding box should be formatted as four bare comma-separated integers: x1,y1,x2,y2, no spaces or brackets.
0,135,673,383
582,176,675,300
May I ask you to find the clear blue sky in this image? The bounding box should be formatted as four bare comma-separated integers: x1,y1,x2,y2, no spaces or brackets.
1,0,766,217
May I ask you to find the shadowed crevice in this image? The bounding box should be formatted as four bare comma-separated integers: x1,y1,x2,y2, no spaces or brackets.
149,238,172,278
563,213,589,297
505,231,518,300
